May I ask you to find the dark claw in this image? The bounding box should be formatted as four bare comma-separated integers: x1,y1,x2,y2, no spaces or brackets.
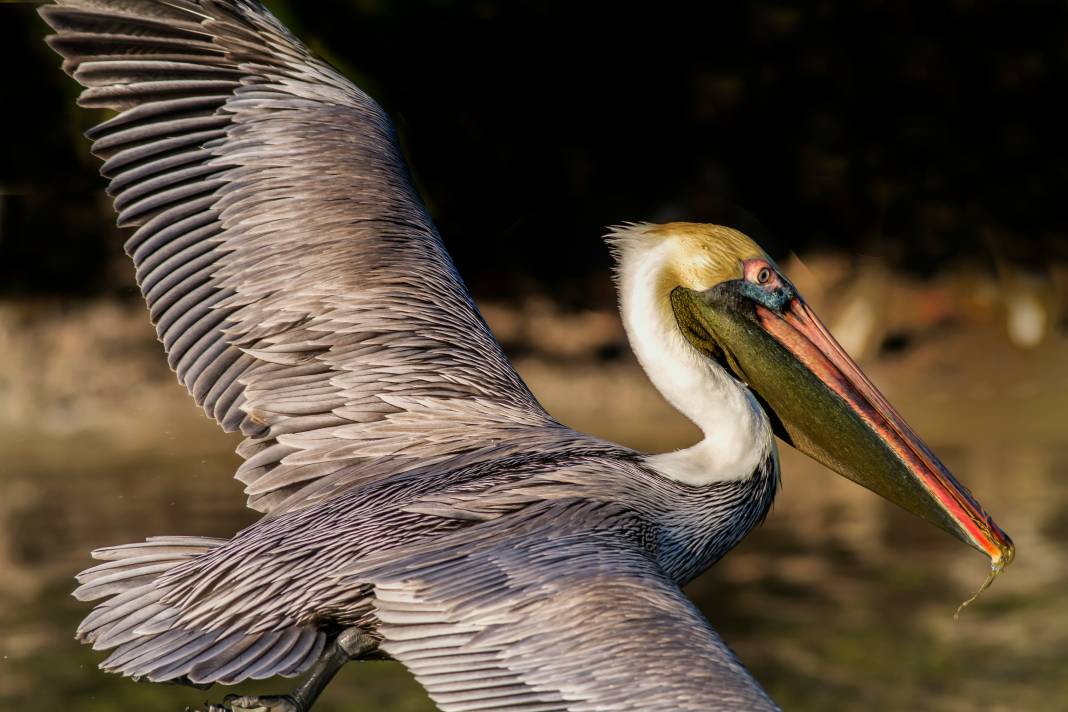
184,703,230,712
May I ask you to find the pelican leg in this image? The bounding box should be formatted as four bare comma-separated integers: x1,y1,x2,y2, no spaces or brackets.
200,629,381,712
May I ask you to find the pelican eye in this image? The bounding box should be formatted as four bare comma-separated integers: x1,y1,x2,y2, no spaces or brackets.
742,258,779,289
739,258,792,311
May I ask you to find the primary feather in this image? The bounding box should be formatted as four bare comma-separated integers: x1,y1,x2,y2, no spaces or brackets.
43,0,549,516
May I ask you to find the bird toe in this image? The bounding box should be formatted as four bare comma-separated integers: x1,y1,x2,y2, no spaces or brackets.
223,694,301,712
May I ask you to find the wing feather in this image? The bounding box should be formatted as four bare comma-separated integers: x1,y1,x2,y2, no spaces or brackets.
358,520,781,712
40,0,553,514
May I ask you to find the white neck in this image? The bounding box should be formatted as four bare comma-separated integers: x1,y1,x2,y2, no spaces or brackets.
616,242,773,485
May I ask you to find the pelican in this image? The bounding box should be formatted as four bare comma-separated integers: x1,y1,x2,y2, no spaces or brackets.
39,1,1013,710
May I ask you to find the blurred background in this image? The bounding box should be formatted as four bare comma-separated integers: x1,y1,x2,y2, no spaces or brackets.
1,0,1066,710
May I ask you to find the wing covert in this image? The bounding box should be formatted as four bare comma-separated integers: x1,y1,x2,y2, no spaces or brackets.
358,514,781,712
40,0,552,514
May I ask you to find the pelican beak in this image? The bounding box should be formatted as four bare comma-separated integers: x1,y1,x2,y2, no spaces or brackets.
670,278,1014,571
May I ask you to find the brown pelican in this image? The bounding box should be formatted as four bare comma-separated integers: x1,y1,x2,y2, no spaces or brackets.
39,1,1013,710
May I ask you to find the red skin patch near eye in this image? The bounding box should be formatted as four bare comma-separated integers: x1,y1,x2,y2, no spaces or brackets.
742,258,785,290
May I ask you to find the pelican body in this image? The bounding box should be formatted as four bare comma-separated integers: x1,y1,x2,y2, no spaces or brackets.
38,2,1013,710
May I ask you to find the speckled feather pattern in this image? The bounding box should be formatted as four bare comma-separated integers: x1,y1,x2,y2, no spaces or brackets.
42,1,781,709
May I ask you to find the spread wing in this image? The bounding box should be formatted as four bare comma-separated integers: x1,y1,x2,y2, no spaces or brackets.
40,0,553,514
358,513,781,712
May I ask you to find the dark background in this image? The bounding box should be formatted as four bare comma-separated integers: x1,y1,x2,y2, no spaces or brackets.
1,0,1066,306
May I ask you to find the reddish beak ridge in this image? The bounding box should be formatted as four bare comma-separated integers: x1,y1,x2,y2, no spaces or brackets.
758,298,1014,570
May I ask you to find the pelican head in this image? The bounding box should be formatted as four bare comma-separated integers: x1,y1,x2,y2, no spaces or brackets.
610,222,1013,570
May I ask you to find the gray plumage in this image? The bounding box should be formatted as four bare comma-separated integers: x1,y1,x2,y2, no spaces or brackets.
42,1,782,710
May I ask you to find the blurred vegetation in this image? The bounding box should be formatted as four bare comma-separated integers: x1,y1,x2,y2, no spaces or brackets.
1,0,1066,305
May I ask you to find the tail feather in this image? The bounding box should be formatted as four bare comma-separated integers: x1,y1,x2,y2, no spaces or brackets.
208,629,286,682
103,627,202,671
244,628,306,680
135,605,182,636
74,535,326,685
75,564,180,601
141,630,234,683
80,585,149,640
95,601,170,649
